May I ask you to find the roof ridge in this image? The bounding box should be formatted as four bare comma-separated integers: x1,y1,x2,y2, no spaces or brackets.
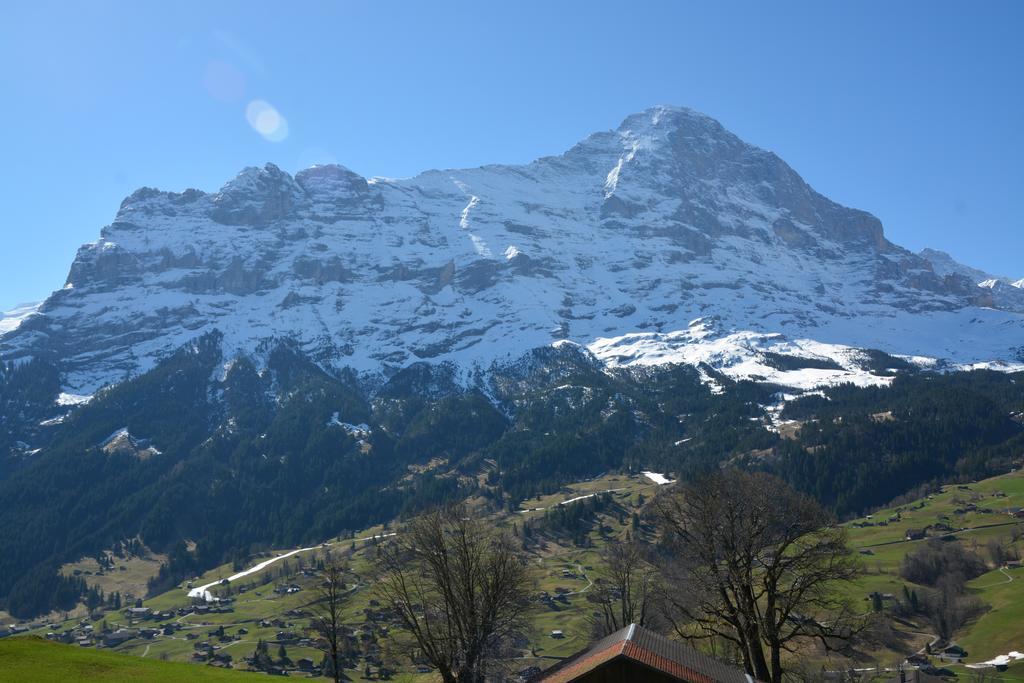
532,623,755,683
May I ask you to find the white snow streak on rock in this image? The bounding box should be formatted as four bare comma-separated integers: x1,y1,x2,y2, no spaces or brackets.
57,392,94,406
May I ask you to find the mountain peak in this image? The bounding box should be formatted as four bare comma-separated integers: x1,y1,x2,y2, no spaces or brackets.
613,105,742,154
211,162,304,226
617,104,724,133
294,164,369,200
216,162,297,195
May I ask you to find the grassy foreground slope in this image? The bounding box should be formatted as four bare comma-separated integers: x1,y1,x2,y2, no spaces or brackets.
0,636,251,683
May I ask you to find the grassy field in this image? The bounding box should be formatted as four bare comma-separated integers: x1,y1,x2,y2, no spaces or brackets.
62,551,168,604
0,636,252,682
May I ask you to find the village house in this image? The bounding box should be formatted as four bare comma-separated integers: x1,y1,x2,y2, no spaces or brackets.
905,653,930,666
101,628,137,647
942,645,967,659
125,606,152,620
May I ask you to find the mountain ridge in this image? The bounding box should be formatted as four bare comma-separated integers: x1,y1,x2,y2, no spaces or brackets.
2,105,1023,395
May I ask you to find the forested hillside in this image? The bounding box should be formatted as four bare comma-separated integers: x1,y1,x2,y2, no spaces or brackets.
1,331,1022,619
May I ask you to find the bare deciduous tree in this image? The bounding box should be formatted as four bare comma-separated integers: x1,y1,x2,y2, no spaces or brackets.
588,537,660,637
922,574,984,641
309,561,347,683
376,505,530,683
656,470,863,683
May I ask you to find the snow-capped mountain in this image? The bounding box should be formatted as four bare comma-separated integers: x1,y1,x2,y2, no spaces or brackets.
2,106,1023,394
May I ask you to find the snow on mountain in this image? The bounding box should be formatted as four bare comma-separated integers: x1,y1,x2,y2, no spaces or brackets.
0,302,40,335
2,106,1023,394
975,278,1024,313
56,392,93,406
918,248,999,284
99,427,161,459
919,249,1024,313
587,318,899,391
327,412,372,438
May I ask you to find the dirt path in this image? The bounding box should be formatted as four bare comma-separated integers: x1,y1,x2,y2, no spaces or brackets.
568,564,594,595
861,521,1022,550
974,566,1015,589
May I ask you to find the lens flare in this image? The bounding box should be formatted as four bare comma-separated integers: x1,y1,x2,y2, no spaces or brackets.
203,60,245,102
245,100,289,142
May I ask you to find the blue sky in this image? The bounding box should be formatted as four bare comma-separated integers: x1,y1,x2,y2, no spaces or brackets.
1,0,1021,311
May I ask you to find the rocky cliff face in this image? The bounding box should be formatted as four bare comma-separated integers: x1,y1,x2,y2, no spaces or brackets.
3,106,1022,394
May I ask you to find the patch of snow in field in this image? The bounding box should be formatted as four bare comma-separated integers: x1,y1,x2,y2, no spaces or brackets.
642,471,675,485
516,487,630,514
967,652,1024,669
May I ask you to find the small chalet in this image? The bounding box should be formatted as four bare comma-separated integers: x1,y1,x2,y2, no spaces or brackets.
102,629,137,647
532,624,755,683
942,645,967,659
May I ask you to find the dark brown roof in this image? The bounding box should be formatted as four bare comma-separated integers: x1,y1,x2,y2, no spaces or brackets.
533,624,754,683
